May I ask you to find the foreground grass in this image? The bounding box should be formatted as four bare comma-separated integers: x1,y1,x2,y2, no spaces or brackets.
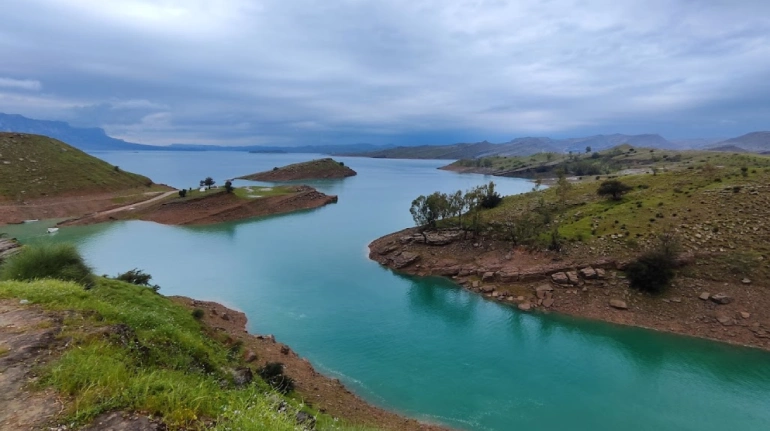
0,278,378,430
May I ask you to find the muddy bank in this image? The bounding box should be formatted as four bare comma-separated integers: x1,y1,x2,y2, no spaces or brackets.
369,227,770,351
0,188,173,225
172,297,451,431
62,186,337,227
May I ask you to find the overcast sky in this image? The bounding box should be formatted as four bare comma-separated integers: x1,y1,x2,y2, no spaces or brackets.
1,0,769,146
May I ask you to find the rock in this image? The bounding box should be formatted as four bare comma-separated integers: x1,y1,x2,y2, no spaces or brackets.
243,350,257,363
579,267,597,279
231,367,253,387
716,315,733,326
536,290,547,300
472,281,480,288
393,252,420,269
609,299,628,310
482,272,495,282
280,345,291,355
699,292,710,300
551,272,570,285
710,293,732,305
19,299,29,305
480,285,495,293
542,298,554,308
740,312,751,319
742,278,752,285
518,302,532,311
516,296,525,301
221,313,230,321
595,268,606,279
295,411,316,429
535,284,554,293
671,297,682,303
566,271,580,285
491,291,499,298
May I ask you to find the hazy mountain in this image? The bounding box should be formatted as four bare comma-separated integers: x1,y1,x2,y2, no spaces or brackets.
708,132,770,153
0,113,159,151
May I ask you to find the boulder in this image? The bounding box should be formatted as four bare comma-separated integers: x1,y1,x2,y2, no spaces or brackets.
536,290,547,300
742,278,752,285
716,315,733,326
482,272,495,282
579,267,598,279
551,272,570,285
699,292,710,300
595,268,606,279
296,411,316,428
740,312,751,319
393,252,420,269
609,299,628,310
231,367,253,387
480,285,495,293
710,293,732,305
243,350,257,363
518,302,532,311
566,271,580,285
535,284,554,293
542,298,554,308
472,281,480,289
280,345,291,355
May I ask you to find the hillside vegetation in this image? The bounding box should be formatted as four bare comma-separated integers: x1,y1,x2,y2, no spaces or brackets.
239,158,357,181
0,278,380,430
0,133,155,200
442,145,751,178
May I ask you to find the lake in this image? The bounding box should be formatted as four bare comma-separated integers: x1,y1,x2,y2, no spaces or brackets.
5,151,770,431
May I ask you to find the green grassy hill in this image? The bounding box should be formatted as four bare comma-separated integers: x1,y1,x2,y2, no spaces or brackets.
0,133,155,200
239,158,356,181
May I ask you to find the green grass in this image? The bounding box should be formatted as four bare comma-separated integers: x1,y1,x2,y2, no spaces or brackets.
0,279,380,430
0,133,155,200
0,243,93,287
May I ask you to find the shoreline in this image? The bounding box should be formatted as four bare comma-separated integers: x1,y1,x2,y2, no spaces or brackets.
171,296,452,431
59,185,337,227
368,227,770,352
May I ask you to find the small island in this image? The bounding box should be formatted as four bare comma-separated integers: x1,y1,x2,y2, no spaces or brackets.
238,158,357,181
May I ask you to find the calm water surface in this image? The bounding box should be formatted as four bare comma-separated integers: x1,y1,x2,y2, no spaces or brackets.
5,152,770,431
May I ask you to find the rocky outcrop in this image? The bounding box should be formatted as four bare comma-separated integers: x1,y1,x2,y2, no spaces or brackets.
0,238,21,262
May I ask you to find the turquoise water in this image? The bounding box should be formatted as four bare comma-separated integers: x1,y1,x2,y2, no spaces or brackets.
4,152,770,431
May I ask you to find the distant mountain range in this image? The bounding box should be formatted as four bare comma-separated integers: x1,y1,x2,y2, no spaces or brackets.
1,112,768,158
0,113,388,154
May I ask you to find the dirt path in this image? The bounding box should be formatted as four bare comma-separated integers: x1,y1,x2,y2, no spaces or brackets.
0,301,63,430
90,191,177,217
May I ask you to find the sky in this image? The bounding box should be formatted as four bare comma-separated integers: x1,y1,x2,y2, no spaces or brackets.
1,0,769,146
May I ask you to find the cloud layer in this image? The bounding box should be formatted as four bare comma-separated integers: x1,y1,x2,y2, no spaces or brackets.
1,0,769,145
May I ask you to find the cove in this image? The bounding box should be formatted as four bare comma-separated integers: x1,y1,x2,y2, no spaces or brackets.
6,152,770,431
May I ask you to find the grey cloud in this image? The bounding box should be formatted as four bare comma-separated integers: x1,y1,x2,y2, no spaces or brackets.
0,0,769,145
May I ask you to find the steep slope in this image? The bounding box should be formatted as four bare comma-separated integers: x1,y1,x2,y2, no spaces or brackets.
0,133,156,200
239,158,357,181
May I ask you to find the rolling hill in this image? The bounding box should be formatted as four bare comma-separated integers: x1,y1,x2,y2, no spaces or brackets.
709,132,770,153
0,132,156,200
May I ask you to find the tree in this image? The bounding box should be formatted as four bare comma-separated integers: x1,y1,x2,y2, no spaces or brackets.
597,180,632,201
555,171,571,207
585,146,591,153
477,181,502,209
409,192,449,240
178,189,187,198
203,177,215,189
225,180,234,193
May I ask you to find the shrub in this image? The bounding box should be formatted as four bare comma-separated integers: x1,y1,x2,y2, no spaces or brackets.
0,243,93,287
192,308,205,320
258,362,295,394
597,180,632,200
625,234,680,294
178,189,187,198
115,268,160,292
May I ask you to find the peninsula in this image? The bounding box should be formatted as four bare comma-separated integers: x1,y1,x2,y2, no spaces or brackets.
371,148,770,350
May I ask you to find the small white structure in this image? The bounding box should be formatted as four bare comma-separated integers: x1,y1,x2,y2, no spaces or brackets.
199,187,206,192
47,228,59,234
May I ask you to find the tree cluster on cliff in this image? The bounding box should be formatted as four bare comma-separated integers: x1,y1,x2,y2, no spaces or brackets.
409,182,502,238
